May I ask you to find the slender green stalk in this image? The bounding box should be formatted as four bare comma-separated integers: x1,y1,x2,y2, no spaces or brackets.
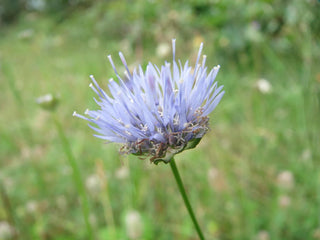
169,158,205,240
95,160,116,230
2,62,47,196
0,182,18,240
53,114,93,239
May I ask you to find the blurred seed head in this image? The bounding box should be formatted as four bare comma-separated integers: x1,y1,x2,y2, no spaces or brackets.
115,165,129,180
255,230,270,240
125,210,143,240
0,221,15,240
255,78,272,94
245,22,263,43
36,93,59,111
277,170,294,190
301,149,311,161
85,174,102,195
278,195,291,208
1,176,13,189
25,200,38,214
156,43,170,58
17,29,34,40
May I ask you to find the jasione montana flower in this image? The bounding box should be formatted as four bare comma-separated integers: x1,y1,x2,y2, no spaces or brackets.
74,40,224,164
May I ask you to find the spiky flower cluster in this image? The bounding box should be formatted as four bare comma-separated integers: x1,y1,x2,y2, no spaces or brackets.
74,40,224,164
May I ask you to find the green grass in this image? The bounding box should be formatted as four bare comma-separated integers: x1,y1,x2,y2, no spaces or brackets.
0,4,320,240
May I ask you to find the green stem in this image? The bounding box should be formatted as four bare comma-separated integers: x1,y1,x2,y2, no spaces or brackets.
53,114,93,239
169,158,205,240
0,182,19,240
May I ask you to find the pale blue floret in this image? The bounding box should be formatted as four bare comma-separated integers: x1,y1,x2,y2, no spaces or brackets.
74,39,225,162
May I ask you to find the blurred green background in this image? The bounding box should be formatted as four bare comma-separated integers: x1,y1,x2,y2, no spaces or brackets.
0,0,320,239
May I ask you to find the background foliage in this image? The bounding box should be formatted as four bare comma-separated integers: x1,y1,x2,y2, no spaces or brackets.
0,0,319,239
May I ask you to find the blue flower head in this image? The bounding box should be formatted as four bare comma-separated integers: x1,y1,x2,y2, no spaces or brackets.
74,40,224,164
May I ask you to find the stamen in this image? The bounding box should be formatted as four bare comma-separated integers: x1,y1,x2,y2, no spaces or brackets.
119,52,132,78
156,127,163,133
125,130,132,136
108,55,119,76
193,42,203,77
173,114,180,125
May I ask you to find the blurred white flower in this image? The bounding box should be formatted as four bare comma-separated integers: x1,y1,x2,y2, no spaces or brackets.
18,29,34,40
277,170,294,190
255,78,272,94
125,210,143,239
85,174,102,194
36,93,59,110
278,195,291,208
0,221,14,240
301,149,311,161
156,43,170,58
115,165,129,180
255,230,270,240
2,177,14,189
25,200,38,214
245,22,263,43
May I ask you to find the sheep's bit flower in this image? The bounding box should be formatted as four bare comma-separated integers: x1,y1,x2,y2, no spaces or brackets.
74,40,224,164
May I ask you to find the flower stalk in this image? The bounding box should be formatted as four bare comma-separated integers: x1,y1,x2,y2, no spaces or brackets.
53,114,93,239
170,158,205,240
